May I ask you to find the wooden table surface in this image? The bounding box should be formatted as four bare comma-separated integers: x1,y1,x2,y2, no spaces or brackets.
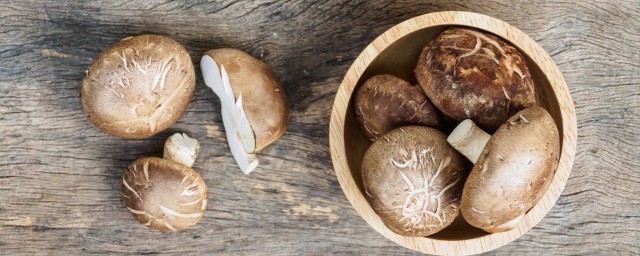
1,1,638,255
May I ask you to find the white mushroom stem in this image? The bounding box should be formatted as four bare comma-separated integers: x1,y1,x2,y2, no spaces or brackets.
201,55,259,174
220,103,259,173
164,133,200,167
447,119,491,164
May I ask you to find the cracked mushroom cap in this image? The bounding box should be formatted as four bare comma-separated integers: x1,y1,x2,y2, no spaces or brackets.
461,106,559,233
355,74,441,141
81,35,195,138
415,27,536,131
122,157,207,232
203,48,289,152
362,126,467,236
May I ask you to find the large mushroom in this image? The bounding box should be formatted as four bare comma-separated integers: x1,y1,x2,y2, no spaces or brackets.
122,133,207,232
354,74,441,141
415,27,536,131
200,48,289,174
447,106,560,232
81,35,196,138
362,126,467,236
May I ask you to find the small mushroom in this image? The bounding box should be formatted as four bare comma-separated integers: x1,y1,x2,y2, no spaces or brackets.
362,126,467,236
81,35,195,138
122,133,207,232
355,74,441,141
447,106,560,233
415,27,536,131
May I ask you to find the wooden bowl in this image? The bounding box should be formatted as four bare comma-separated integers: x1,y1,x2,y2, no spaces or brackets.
329,11,577,255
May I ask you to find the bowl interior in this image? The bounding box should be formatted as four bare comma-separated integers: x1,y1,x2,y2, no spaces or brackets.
343,25,563,241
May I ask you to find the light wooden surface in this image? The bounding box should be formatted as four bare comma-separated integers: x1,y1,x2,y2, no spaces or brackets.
330,11,576,255
0,1,638,255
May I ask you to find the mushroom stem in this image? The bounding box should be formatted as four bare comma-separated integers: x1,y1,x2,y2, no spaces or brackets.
164,133,200,167
447,119,491,164
200,55,259,174
220,103,259,174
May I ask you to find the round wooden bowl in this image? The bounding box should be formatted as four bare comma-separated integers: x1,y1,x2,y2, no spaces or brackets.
329,11,577,255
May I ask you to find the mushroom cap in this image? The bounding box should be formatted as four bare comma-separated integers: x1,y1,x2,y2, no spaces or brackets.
415,27,535,131
355,74,441,141
362,126,467,236
122,157,208,232
81,35,195,138
203,48,289,152
461,106,560,232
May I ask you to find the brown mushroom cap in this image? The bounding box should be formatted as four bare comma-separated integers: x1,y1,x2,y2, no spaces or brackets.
461,106,559,232
415,27,535,131
355,74,441,141
203,48,289,152
81,35,195,138
122,157,207,232
362,126,467,236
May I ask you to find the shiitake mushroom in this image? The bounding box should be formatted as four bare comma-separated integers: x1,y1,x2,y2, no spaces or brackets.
81,35,195,138
203,48,289,153
201,48,289,174
361,126,467,236
415,27,536,131
122,133,207,232
448,107,560,233
355,75,441,141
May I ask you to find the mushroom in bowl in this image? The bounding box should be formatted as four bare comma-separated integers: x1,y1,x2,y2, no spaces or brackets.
415,27,536,131
361,126,467,236
448,106,560,232
354,74,441,141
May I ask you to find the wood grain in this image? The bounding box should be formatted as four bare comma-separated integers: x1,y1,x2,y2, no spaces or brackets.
0,0,638,255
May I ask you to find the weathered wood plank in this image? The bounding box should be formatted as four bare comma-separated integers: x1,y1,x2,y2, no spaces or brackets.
0,0,638,255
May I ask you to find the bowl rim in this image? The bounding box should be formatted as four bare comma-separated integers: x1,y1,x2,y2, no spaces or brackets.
329,11,577,255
